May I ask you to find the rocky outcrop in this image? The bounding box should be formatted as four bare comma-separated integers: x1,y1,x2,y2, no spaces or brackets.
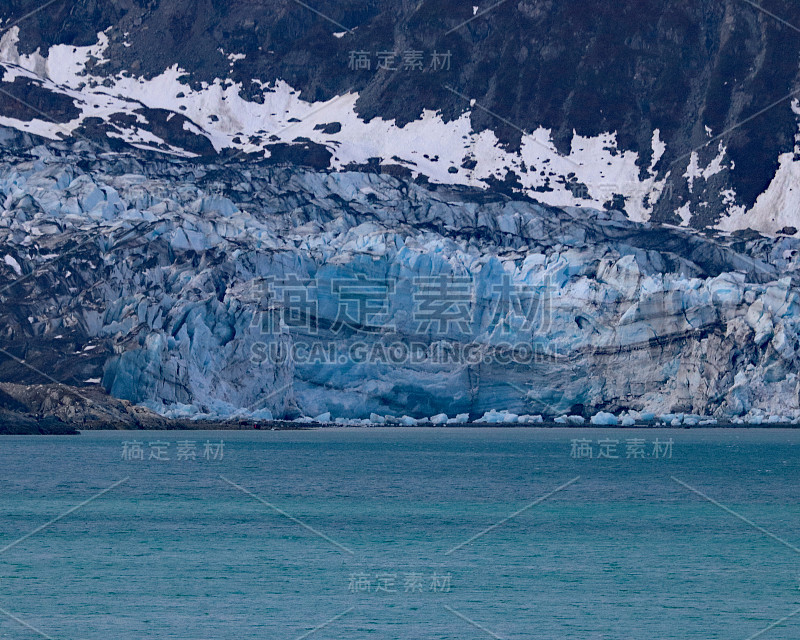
0,381,310,432
0,381,175,430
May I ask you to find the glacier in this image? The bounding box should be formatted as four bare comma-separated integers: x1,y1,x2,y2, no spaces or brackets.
1,130,800,423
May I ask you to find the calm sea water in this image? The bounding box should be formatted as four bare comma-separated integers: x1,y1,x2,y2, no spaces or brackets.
1,427,799,639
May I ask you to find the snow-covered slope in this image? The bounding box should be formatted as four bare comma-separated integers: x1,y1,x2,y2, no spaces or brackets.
0,28,668,218
1,25,799,236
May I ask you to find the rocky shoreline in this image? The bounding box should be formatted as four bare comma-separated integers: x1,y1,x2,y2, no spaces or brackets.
4,418,800,435
0,382,318,434
1,382,798,434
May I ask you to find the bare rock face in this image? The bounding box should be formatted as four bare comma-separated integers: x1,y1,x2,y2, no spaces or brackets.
0,382,170,430
0,132,799,422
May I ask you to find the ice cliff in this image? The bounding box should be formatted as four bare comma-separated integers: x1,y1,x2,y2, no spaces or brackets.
1,131,799,421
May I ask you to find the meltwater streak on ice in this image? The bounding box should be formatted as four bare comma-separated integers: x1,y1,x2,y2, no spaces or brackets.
0,428,799,639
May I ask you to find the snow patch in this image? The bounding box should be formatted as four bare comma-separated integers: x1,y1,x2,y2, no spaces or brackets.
716,100,800,235
676,203,692,227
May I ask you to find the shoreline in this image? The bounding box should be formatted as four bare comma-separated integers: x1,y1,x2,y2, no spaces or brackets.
4,419,800,435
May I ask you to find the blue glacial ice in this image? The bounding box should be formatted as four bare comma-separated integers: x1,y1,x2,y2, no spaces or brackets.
2,139,800,423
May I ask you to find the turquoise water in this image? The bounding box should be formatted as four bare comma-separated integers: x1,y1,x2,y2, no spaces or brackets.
1,427,799,639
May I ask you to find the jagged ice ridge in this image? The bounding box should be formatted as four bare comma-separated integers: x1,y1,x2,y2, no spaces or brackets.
1,133,800,422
